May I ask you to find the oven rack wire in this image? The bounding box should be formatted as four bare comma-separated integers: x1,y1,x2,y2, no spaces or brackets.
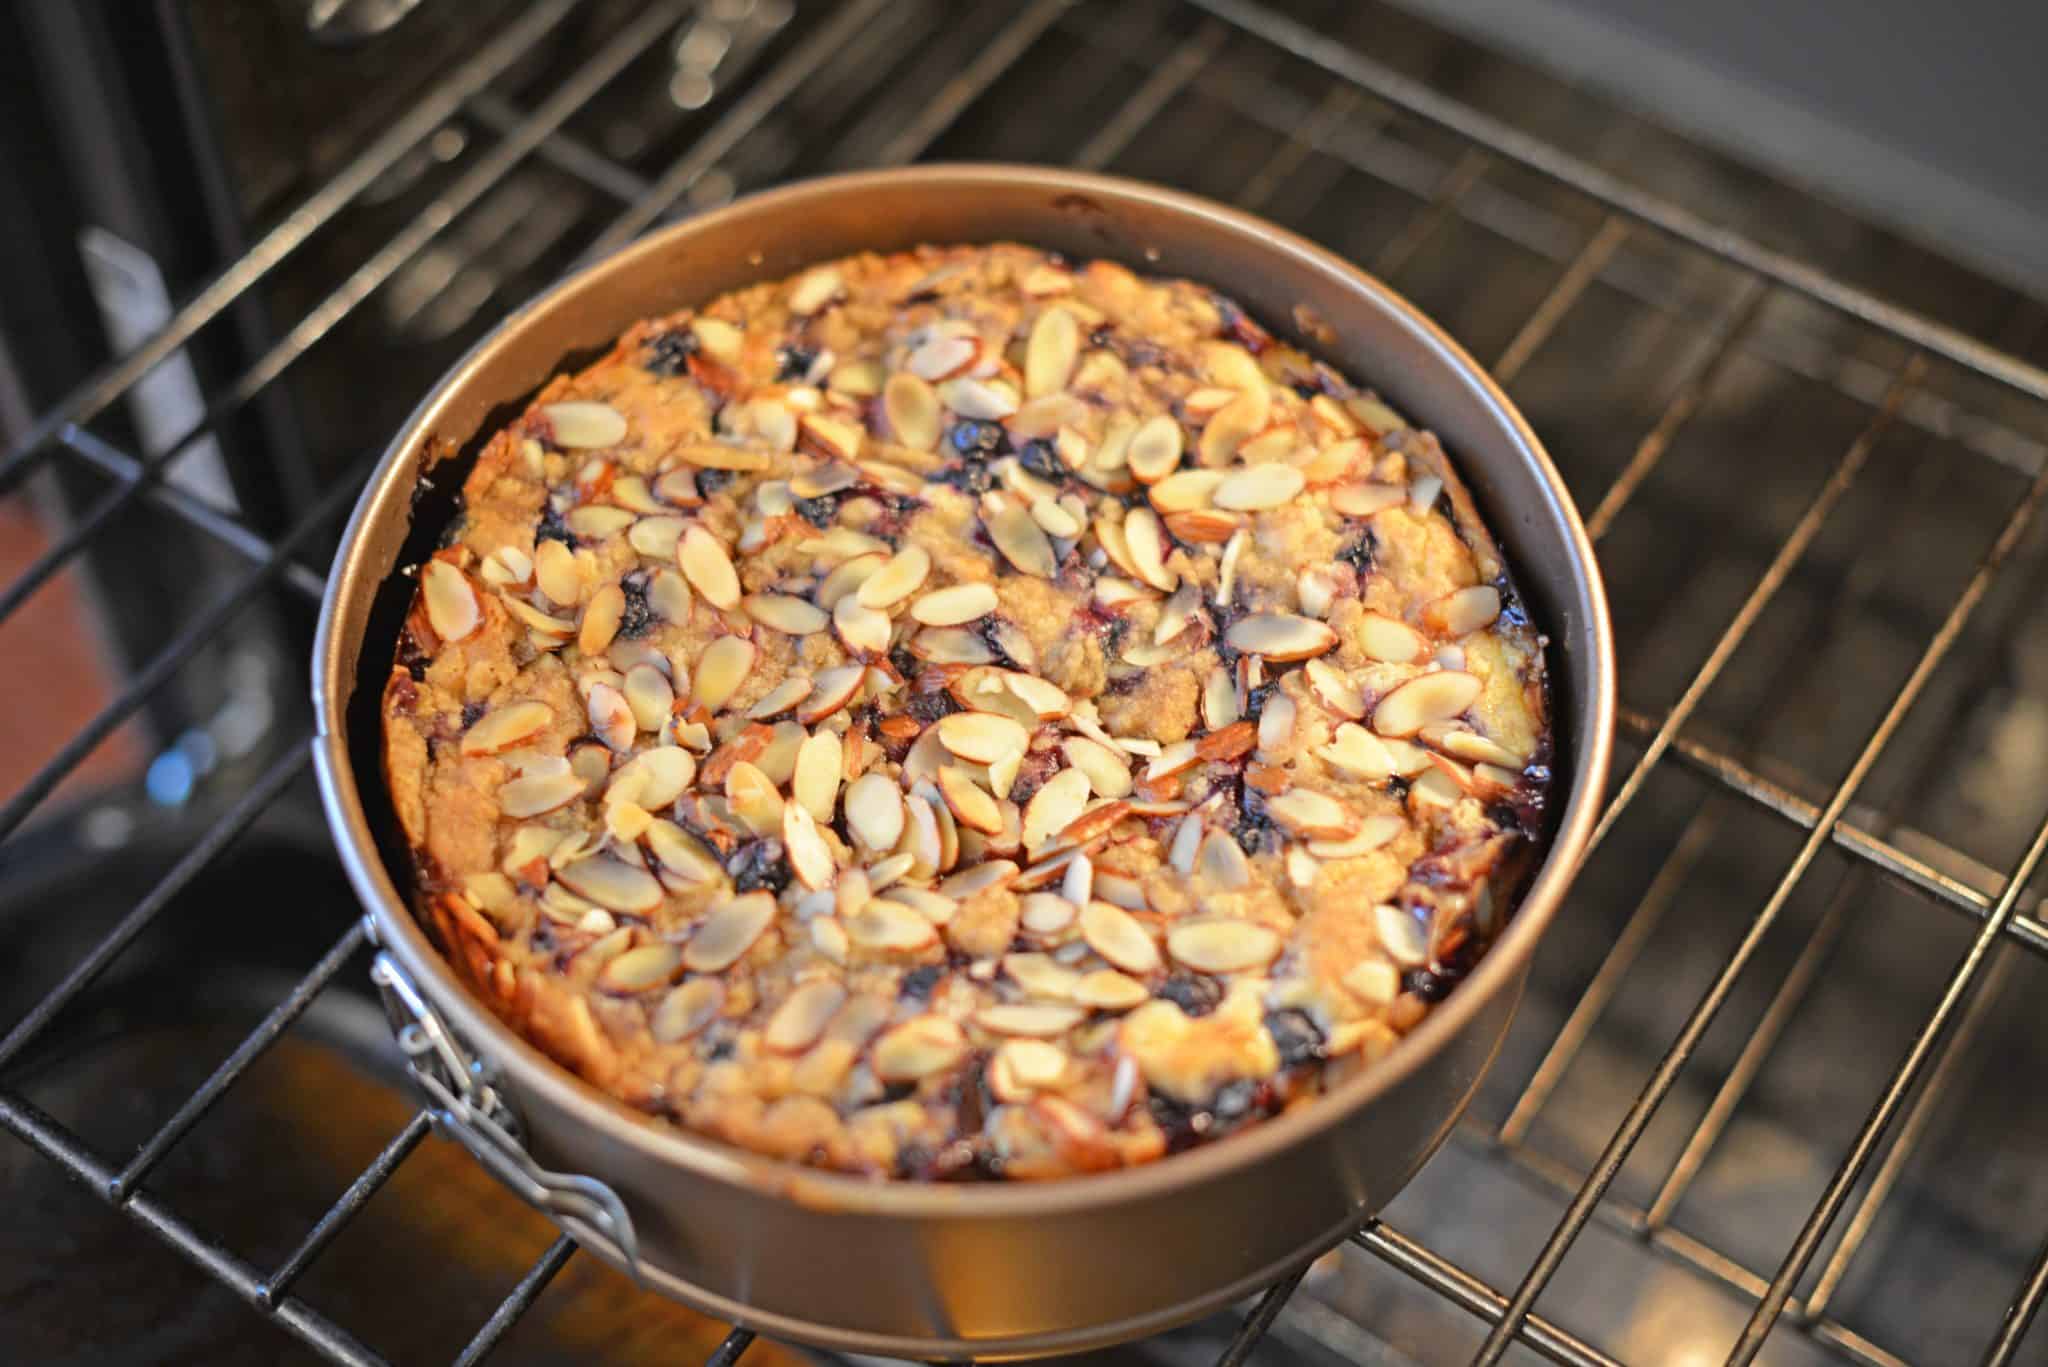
4,1,2047,1363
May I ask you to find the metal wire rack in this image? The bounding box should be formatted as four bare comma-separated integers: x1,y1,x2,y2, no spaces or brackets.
6,1,2048,1363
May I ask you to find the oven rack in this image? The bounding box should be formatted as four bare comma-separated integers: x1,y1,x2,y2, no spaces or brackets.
4,1,2048,1364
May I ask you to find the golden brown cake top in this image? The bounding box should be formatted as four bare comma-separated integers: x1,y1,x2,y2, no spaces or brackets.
384,242,1550,1179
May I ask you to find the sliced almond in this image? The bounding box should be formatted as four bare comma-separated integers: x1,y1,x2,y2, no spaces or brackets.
628,514,687,560
1198,389,1269,467
1330,482,1407,518
1434,727,1526,768
844,771,905,851
936,764,1003,834
882,372,941,452
585,682,634,752
1164,509,1241,543
1002,671,1070,721
787,266,842,316
685,892,777,972
907,333,977,382
612,746,694,810
1410,473,1443,513
987,503,1058,578
597,942,681,994
1024,307,1080,398
689,316,744,365
845,898,938,953
1226,613,1338,661
645,568,690,624
989,1038,1068,1099
816,551,885,608
798,412,864,464
940,375,1018,420
621,663,674,733
911,625,994,665
746,674,813,721
542,400,627,449
856,545,932,611
1061,735,1132,798
872,1015,966,1082
498,769,585,818
976,1002,1085,1038
679,526,741,609
1376,903,1431,966
1143,739,1199,783
1319,723,1398,780
1074,970,1150,1012
1308,812,1406,859
645,819,721,883
1214,462,1306,511
1166,919,1282,975
1360,614,1427,663
792,731,843,822
653,467,703,507
649,977,724,1042
796,663,864,725
1123,506,1176,592
566,508,634,543
911,581,998,626
1080,900,1160,975
1148,468,1226,514
1198,830,1252,889
936,711,1028,765
462,701,552,756
480,545,533,589
1031,496,1084,539
1127,415,1183,483
1422,585,1502,637
782,801,838,890
1021,767,1090,852
724,760,785,836
1373,670,1482,737
557,855,663,914
1266,788,1352,839
692,636,755,713
1201,667,1240,732
1304,658,1366,719
677,442,770,473
833,595,893,657
420,561,481,642
745,593,829,636
761,980,846,1057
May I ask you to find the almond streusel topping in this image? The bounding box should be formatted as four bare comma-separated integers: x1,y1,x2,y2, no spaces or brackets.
384,243,1550,1179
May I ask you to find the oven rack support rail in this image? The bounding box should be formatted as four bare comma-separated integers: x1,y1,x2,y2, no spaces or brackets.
3,1,2048,1364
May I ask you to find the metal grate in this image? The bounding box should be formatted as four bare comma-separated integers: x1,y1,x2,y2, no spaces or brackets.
6,1,2048,1363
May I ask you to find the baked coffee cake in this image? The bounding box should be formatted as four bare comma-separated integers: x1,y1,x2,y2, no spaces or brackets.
383,243,1551,1179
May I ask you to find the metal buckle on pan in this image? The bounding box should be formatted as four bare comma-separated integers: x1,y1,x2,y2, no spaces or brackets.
368,950,644,1281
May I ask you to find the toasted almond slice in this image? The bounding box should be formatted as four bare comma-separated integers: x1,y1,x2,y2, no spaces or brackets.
832,595,892,657
936,764,1003,834
1304,658,1367,719
1373,670,1482,737
725,760,785,836
1003,671,1070,721
653,467,703,507
1024,307,1080,398
986,503,1057,578
420,561,481,642
645,820,721,883
1021,766,1090,852
856,545,931,610
1073,970,1149,1011
578,583,625,656
532,539,582,609
1199,830,1253,889
1123,506,1176,592
1148,468,1226,514
882,372,941,452
989,1038,1068,1100
650,977,724,1042
1164,509,1241,543
797,663,865,725
844,771,905,851
596,942,681,994
684,893,776,972
498,769,586,819
1308,811,1406,859
787,266,842,316
1200,341,1266,393
907,333,977,381
1266,788,1352,839
1143,740,1199,783
936,711,1028,766
911,581,998,626
585,682,634,752
976,1002,1085,1037
792,731,843,822
1127,414,1183,482
1201,667,1240,732
692,635,755,713
647,568,691,624
1319,722,1397,780
940,375,1018,420
621,663,674,732
612,746,694,810
1296,567,1339,620
1080,900,1160,975
568,505,638,541
689,316,744,365
542,400,627,449
763,980,846,1056
1410,472,1443,513
1360,613,1428,664
1343,959,1401,1007
745,593,829,636
872,1015,966,1081
747,674,813,721
1226,613,1337,661
1061,736,1132,798
679,526,741,609
816,551,885,608
557,855,664,914
1031,496,1084,539
1166,919,1282,975
628,515,687,560
1020,892,1075,935
788,462,858,499
678,442,770,472
462,701,552,756
1376,903,1430,966
845,898,938,952
1006,949,1080,998
1198,389,1269,467
1434,727,1527,768
1422,585,1502,637
799,412,865,463
910,625,994,665
481,544,534,590
782,801,838,890
1330,482,1407,518
1213,462,1306,511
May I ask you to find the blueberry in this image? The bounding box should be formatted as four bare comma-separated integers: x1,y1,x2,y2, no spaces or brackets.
1338,530,1376,576
927,461,996,495
901,964,941,1000
1017,437,1063,482
795,494,838,527
694,468,737,497
948,419,1006,458
617,573,654,638
775,343,818,382
535,501,576,547
728,838,791,895
1403,967,1455,1002
1291,379,1321,399
1158,972,1224,1017
644,328,698,377
905,690,957,724
1265,1010,1325,1069
460,701,486,727
1241,681,1278,723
